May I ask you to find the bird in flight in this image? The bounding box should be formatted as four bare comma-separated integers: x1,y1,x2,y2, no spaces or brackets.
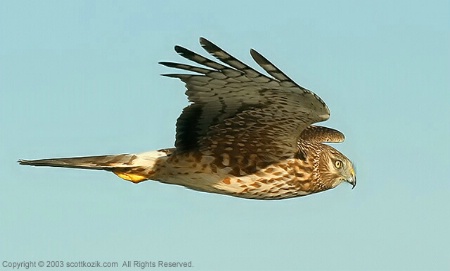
19,37,356,200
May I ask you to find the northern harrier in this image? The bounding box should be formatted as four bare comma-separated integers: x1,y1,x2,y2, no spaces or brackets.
19,38,356,200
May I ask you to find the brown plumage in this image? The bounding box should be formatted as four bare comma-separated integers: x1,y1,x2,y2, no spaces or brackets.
19,37,356,200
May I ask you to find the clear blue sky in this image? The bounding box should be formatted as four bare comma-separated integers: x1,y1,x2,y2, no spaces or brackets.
1,1,449,270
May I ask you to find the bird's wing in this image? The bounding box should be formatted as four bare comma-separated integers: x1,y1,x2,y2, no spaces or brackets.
161,37,330,167
300,126,345,143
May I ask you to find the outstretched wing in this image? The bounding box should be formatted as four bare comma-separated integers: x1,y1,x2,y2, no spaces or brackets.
161,37,330,168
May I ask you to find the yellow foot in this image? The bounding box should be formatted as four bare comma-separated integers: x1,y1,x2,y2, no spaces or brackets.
113,171,149,183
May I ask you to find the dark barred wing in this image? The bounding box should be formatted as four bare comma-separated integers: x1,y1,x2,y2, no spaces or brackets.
161,37,330,166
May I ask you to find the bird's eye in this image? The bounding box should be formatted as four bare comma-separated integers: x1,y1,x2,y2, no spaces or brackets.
335,160,342,169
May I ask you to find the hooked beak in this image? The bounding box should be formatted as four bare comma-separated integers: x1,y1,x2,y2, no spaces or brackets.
348,168,356,189
348,176,356,189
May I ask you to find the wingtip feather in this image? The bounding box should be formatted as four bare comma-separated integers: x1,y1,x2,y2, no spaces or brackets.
199,37,210,47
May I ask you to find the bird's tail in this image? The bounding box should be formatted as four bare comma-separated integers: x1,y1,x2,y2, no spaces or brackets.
19,149,174,183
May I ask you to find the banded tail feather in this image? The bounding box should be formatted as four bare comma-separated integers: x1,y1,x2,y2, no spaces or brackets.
19,149,174,183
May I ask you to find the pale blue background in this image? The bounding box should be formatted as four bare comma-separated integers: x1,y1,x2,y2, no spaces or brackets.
1,1,449,270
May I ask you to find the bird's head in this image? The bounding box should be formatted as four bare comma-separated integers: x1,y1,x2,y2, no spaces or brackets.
318,145,356,189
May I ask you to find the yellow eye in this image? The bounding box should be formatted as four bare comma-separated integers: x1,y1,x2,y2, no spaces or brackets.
335,160,342,169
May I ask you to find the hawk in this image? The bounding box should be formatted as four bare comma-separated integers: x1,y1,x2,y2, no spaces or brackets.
19,37,356,200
